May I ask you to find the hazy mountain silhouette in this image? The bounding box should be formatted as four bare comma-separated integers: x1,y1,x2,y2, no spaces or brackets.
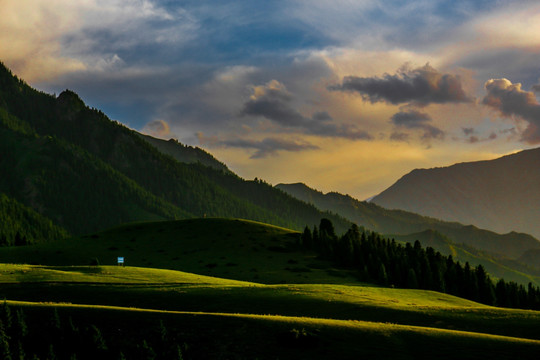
371,149,540,239
276,182,540,260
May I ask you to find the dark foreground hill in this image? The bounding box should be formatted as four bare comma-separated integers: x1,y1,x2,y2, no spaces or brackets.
0,61,350,236
371,148,540,239
276,182,540,263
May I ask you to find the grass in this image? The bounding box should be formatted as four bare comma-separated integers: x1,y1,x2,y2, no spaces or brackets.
5,299,540,360
1,264,540,342
0,218,360,284
1,218,540,358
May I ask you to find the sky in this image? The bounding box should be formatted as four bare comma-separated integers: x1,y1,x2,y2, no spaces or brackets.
2,0,540,199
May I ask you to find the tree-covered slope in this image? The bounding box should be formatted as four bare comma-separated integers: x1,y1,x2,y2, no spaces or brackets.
0,61,350,235
0,193,68,245
138,133,230,173
276,182,540,259
0,126,190,234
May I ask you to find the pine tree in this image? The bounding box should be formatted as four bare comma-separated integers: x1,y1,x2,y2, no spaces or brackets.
0,320,11,360
407,268,419,289
301,226,312,249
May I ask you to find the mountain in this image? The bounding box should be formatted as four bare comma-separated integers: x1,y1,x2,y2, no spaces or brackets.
0,61,350,235
371,148,540,239
137,133,230,173
276,182,540,261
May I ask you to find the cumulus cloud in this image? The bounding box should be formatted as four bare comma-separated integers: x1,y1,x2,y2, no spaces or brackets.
483,78,540,144
329,63,472,106
390,110,444,140
241,80,373,140
142,119,172,138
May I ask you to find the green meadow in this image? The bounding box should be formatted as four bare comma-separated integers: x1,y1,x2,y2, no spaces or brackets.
0,218,539,358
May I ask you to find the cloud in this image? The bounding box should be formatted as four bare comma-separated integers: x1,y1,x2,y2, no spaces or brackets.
390,132,410,142
241,80,373,140
532,84,540,93
0,0,198,82
142,119,172,138
329,63,472,106
462,127,475,135
483,78,540,144
197,133,319,159
390,109,445,140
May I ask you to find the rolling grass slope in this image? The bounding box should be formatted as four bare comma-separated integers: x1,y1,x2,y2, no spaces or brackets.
5,299,540,360
1,218,540,358
0,218,360,284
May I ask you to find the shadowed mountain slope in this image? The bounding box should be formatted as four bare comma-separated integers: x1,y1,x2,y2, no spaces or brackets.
276,182,540,260
0,62,350,235
371,148,540,239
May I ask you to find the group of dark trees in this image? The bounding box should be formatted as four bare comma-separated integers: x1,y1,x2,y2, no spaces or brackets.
0,301,185,360
302,219,540,310
0,194,68,246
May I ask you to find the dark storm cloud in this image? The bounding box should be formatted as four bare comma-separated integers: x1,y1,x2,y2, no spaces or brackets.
462,127,475,135
329,64,472,106
483,78,540,144
218,137,319,159
241,81,373,140
390,110,444,140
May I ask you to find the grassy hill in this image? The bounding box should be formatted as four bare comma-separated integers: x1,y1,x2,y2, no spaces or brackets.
1,218,540,358
1,266,540,359
0,218,358,284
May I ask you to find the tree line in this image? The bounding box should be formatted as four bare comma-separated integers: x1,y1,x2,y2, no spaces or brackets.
302,219,540,310
0,301,186,360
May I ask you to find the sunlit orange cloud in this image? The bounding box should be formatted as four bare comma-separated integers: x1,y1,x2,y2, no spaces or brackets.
0,0,192,82
0,0,87,81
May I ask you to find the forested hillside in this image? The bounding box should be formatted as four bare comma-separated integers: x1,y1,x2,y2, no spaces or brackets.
0,193,68,245
0,62,350,236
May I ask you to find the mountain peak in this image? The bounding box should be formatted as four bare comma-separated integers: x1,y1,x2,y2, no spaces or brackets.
371,147,540,238
57,89,86,119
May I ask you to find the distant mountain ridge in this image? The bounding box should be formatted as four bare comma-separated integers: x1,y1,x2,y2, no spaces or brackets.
276,182,540,264
371,148,540,239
